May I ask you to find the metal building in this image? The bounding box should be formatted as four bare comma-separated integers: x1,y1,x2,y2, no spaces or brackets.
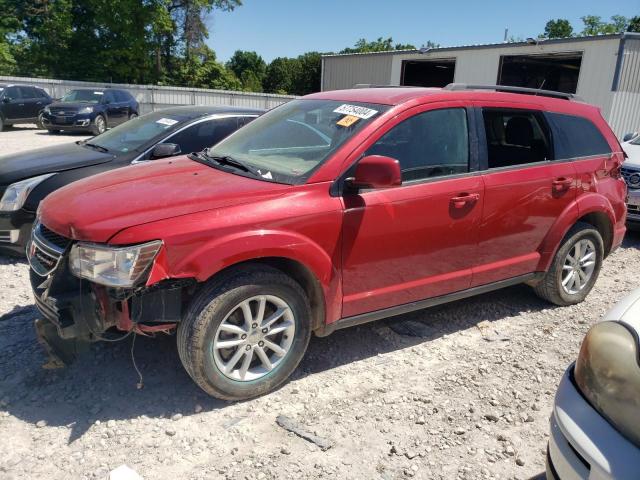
321,33,640,136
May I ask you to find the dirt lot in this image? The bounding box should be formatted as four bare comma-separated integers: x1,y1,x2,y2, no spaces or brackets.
0,124,90,155
0,129,638,479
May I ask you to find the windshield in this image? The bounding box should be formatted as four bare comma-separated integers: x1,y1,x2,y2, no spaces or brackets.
207,99,388,183
61,89,105,103
631,135,640,145
88,111,192,153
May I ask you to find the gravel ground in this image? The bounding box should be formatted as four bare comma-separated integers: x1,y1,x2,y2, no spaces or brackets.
0,124,90,155
1,229,638,480
0,130,638,479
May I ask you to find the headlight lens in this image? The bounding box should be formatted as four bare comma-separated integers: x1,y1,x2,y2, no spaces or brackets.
69,240,162,288
0,173,56,212
78,106,93,114
574,321,640,447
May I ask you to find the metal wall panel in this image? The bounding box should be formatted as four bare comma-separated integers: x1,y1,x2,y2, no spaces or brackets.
608,91,640,136
618,38,640,93
321,54,393,91
0,75,296,114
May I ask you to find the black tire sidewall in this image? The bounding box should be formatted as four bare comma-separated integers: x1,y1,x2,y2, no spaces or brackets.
187,277,311,400
552,227,603,304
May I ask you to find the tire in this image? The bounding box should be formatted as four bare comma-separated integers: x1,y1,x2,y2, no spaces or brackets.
91,115,106,135
0,116,4,132
177,265,312,400
128,112,138,120
533,222,604,306
36,112,45,129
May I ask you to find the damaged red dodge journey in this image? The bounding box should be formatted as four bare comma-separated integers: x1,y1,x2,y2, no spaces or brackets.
28,84,627,400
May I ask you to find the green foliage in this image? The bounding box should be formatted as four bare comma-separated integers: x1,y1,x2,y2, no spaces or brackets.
543,19,574,39
226,50,267,91
629,16,640,32
580,15,629,36
340,37,417,54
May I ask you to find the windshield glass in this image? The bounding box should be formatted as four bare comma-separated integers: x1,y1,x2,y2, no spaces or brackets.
61,89,105,103
631,135,640,145
207,99,388,183
88,111,192,153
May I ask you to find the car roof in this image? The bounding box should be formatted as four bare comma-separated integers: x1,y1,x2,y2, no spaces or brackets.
152,105,265,118
305,87,599,115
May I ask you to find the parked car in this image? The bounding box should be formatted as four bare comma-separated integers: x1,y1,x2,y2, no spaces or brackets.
41,88,139,135
0,106,262,256
620,135,640,226
28,84,626,400
547,288,640,479
0,84,53,131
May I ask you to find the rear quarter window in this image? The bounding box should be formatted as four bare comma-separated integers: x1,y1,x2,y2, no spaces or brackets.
546,112,611,159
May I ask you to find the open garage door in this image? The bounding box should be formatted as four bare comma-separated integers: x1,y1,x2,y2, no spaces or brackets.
497,53,582,94
401,59,456,87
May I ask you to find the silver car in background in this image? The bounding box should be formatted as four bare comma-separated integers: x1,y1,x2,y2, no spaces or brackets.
547,288,640,479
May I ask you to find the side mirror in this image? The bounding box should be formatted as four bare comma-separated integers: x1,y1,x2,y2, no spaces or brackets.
622,132,637,143
151,143,181,159
350,155,401,189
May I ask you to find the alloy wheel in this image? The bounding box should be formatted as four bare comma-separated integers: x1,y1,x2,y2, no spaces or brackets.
96,116,106,133
211,295,295,381
561,239,596,295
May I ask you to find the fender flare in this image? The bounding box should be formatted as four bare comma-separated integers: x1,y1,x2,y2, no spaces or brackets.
536,194,615,271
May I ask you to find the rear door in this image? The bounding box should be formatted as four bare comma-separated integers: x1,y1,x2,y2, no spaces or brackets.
341,104,484,317
473,106,577,287
19,87,40,118
3,86,25,121
103,91,124,126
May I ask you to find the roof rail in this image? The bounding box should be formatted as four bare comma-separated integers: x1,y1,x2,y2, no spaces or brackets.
443,83,583,101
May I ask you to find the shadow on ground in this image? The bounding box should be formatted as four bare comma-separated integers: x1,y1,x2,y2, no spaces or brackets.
1,231,638,442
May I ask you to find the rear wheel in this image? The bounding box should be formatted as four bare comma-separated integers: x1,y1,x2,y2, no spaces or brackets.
533,222,604,306
177,265,311,400
128,112,138,121
0,116,4,132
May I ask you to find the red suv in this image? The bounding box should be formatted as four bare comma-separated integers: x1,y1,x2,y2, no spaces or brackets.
28,84,627,400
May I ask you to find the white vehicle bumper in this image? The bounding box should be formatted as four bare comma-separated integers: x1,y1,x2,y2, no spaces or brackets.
547,366,640,480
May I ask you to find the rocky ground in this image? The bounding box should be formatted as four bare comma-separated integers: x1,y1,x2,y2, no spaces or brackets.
1,230,638,480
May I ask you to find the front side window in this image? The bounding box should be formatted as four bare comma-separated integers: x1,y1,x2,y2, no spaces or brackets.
207,99,388,183
61,89,104,103
4,86,21,100
546,112,611,159
167,117,250,154
483,109,552,169
18,87,36,99
87,111,193,153
366,108,469,182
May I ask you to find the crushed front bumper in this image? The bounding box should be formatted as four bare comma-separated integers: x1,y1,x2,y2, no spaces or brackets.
547,366,640,479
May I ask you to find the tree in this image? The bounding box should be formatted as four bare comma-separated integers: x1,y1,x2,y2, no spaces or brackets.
226,50,267,91
629,16,640,32
290,52,322,96
580,15,629,36
340,37,416,54
543,19,573,38
264,57,299,94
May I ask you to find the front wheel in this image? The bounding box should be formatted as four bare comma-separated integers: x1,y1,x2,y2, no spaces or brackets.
91,115,106,135
37,112,45,129
128,112,138,120
177,265,311,400
533,222,604,306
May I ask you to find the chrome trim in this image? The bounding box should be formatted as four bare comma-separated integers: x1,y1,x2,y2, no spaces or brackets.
131,114,259,164
27,222,65,277
0,229,20,244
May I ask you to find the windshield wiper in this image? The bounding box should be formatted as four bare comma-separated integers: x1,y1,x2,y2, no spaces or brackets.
82,142,109,153
201,149,264,177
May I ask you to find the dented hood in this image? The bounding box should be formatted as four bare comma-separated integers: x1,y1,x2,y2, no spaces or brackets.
39,156,289,242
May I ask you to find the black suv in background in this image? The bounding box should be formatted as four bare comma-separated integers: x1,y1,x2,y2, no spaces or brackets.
41,88,139,135
0,84,53,131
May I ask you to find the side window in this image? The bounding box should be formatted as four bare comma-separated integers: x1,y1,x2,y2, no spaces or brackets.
166,118,241,154
5,86,21,100
482,109,552,169
546,112,611,159
19,86,36,99
35,88,49,99
103,91,116,103
115,91,128,102
366,108,469,181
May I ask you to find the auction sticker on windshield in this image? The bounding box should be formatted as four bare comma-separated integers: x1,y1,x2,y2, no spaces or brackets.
156,118,178,126
333,104,378,119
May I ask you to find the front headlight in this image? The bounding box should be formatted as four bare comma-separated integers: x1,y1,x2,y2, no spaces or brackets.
0,173,56,212
78,106,93,114
574,321,640,447
43,106,51,114
69,240,162,288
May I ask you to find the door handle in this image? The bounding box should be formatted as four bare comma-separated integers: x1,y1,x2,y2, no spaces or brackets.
450,193,480,209
552,177,573,192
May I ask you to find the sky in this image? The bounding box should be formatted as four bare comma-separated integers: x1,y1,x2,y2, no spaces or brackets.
207,0,639,62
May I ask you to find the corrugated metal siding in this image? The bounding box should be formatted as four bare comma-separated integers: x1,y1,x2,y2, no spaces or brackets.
618,38,640,93
608,92,640,136
0,76,296,113
322,54,393,91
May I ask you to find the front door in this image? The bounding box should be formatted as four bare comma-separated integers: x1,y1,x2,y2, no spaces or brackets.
472,107,577,286
2,86,25,121
341,105,484,317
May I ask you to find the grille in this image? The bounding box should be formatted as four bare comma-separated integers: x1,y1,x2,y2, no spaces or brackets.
0,230,18,243
39,224,71,251
628,204,640,213
621,167,640,190
49,106,77,116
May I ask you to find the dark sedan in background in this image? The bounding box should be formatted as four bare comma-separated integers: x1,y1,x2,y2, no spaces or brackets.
0,105,263,255
41,88,139,135
0,84,53,131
